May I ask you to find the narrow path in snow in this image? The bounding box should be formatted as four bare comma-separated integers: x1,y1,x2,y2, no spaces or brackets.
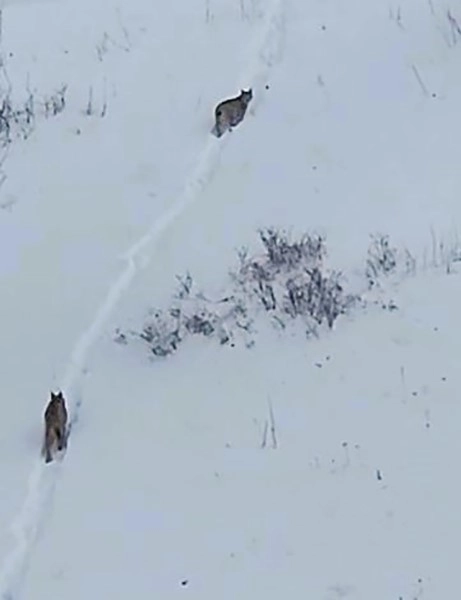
0,1,285,598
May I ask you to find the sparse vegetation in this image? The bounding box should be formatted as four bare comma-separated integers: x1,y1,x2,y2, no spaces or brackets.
116,227,461,360
365,234,398,288
118,229,359,358
0,83,68,147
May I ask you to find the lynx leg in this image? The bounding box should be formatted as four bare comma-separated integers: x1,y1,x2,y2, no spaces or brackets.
56,426,67,451
56,429,63,452
215,109,227,138
215,122,224,138
41,435,47,460
44,427,56,463
44,438,53,463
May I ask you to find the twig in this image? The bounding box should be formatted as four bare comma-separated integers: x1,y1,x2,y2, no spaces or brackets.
447,10,461,45
104,30,130,53
411,64,430,97
268,398,278,449
400,365,407,404
240,0,247,21
430,226,438,267
101,77,108,118
86,86,93,116
260,420,268,448
116,7,132,49
389,6,405,30
341,441,350,468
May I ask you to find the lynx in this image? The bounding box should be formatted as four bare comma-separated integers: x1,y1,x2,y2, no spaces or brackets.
42,390,68,463
213,88,253,138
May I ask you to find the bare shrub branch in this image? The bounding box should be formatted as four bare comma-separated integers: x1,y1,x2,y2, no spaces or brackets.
365,234,398,288
121,229,358,358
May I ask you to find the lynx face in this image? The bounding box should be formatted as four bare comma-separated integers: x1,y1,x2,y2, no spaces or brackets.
43,390,68,463
214,88,253,137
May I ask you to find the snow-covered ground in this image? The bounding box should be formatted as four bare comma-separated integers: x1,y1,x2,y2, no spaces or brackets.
0,0,461,597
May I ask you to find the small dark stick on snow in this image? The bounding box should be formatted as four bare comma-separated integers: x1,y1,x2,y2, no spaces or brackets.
268,399,278,449
342,441,350,468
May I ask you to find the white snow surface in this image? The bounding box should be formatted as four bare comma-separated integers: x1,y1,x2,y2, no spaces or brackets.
0,0,460,598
